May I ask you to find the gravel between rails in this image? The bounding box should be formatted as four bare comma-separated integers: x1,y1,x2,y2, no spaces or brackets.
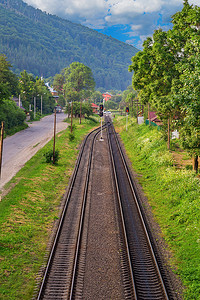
82,129,125,299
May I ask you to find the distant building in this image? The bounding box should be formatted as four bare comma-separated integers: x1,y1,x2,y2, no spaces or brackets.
102,92,112,102
45,83,59,100
148,111,162,126
12,96,25,111
91,103,98,114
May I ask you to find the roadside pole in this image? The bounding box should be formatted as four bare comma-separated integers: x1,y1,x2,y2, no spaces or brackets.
126,107,129,131
41,95,43,116
71,101,73,133
0,121,4,178
34,96,36,119
53,108,56,164
100,116,103,140
99,104,104,141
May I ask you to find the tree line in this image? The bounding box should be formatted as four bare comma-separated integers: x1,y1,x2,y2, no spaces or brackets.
0,55,98,134
0,54,55,133
129,0,200,171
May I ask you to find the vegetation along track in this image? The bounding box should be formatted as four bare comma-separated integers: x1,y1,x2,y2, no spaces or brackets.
37,118,174,299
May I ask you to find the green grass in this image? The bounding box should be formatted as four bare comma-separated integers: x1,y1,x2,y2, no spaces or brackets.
115,117,200,299
0,117,99,299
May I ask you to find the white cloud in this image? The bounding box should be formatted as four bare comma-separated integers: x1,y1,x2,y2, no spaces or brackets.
24,0,199,28
24,0,199,48
188,0,200,5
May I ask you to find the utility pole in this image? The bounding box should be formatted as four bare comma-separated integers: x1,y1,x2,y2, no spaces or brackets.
80,100,82,125
0,121,4,178
99,104,104,141
41,95,43,116
71,101,73,133
19,94,21,108
135,99,138,124
148,103,151,126
126,107,129,131
168,118,170,150
34,96,36,119
53,108,56,164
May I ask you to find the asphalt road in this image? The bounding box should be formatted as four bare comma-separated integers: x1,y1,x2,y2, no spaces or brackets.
0,113,68,192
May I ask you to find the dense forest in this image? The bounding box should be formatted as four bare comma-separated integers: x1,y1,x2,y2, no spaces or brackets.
0,0,138,90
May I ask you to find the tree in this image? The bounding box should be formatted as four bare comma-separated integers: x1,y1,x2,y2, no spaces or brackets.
169,1,200,170
129,37,154,105
126,91,138,117
53,73,65,95
0,54,19,103
18,70,35,111
63,62,95,124
174,39,200,171
129,1,200,152
104,100,118,110
34,77,55,114
90,90,103,104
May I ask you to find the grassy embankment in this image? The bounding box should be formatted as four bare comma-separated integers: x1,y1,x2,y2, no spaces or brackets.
115,116,200,299
0,117,98,299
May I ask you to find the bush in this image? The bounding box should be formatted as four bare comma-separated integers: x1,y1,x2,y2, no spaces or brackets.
0,99,26,132
68,132,75,141
43,149,60,164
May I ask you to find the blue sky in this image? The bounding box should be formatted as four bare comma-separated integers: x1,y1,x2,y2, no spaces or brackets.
24,0,199,49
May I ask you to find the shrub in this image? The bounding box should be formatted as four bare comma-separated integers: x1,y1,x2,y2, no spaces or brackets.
0,99,26,132
68,132,75,141
43,149,60,164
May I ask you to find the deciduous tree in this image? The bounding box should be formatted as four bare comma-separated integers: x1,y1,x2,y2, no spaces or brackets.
63,62,95,124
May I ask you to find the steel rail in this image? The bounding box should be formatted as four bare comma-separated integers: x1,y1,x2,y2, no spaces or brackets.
37,124,105,299
107,120,169,299
106,120,137,299
111,123,169,299
69,127,101,299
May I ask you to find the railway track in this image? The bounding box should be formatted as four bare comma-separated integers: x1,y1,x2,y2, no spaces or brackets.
107,119,170,299
37,126,104,299
36,118,173,299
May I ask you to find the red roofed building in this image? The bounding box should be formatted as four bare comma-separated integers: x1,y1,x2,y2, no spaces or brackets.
91,103,99,114
148,111,162,126
102,92,112,102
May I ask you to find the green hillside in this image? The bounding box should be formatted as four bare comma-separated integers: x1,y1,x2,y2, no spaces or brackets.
0,0,138,90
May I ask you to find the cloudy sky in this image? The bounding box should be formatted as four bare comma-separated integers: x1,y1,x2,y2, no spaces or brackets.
24,0,199,49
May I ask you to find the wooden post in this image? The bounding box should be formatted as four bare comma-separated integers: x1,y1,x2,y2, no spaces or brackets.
193,155,198,173
148,103,150,126
136,99,138,124
80,100,82,124
167,117,170,150
41,95,43,115
71,101,73,133
53,108,56,164
132,98,134,117
34,96,36,119
0,121,4,178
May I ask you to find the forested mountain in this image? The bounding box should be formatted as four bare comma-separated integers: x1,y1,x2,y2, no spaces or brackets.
0,0,138,90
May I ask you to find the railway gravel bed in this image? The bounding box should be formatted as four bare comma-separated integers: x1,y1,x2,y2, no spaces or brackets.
81,129,125,299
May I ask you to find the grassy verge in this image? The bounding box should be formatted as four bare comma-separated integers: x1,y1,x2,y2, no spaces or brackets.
114,116,200,300
0,117,98,299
